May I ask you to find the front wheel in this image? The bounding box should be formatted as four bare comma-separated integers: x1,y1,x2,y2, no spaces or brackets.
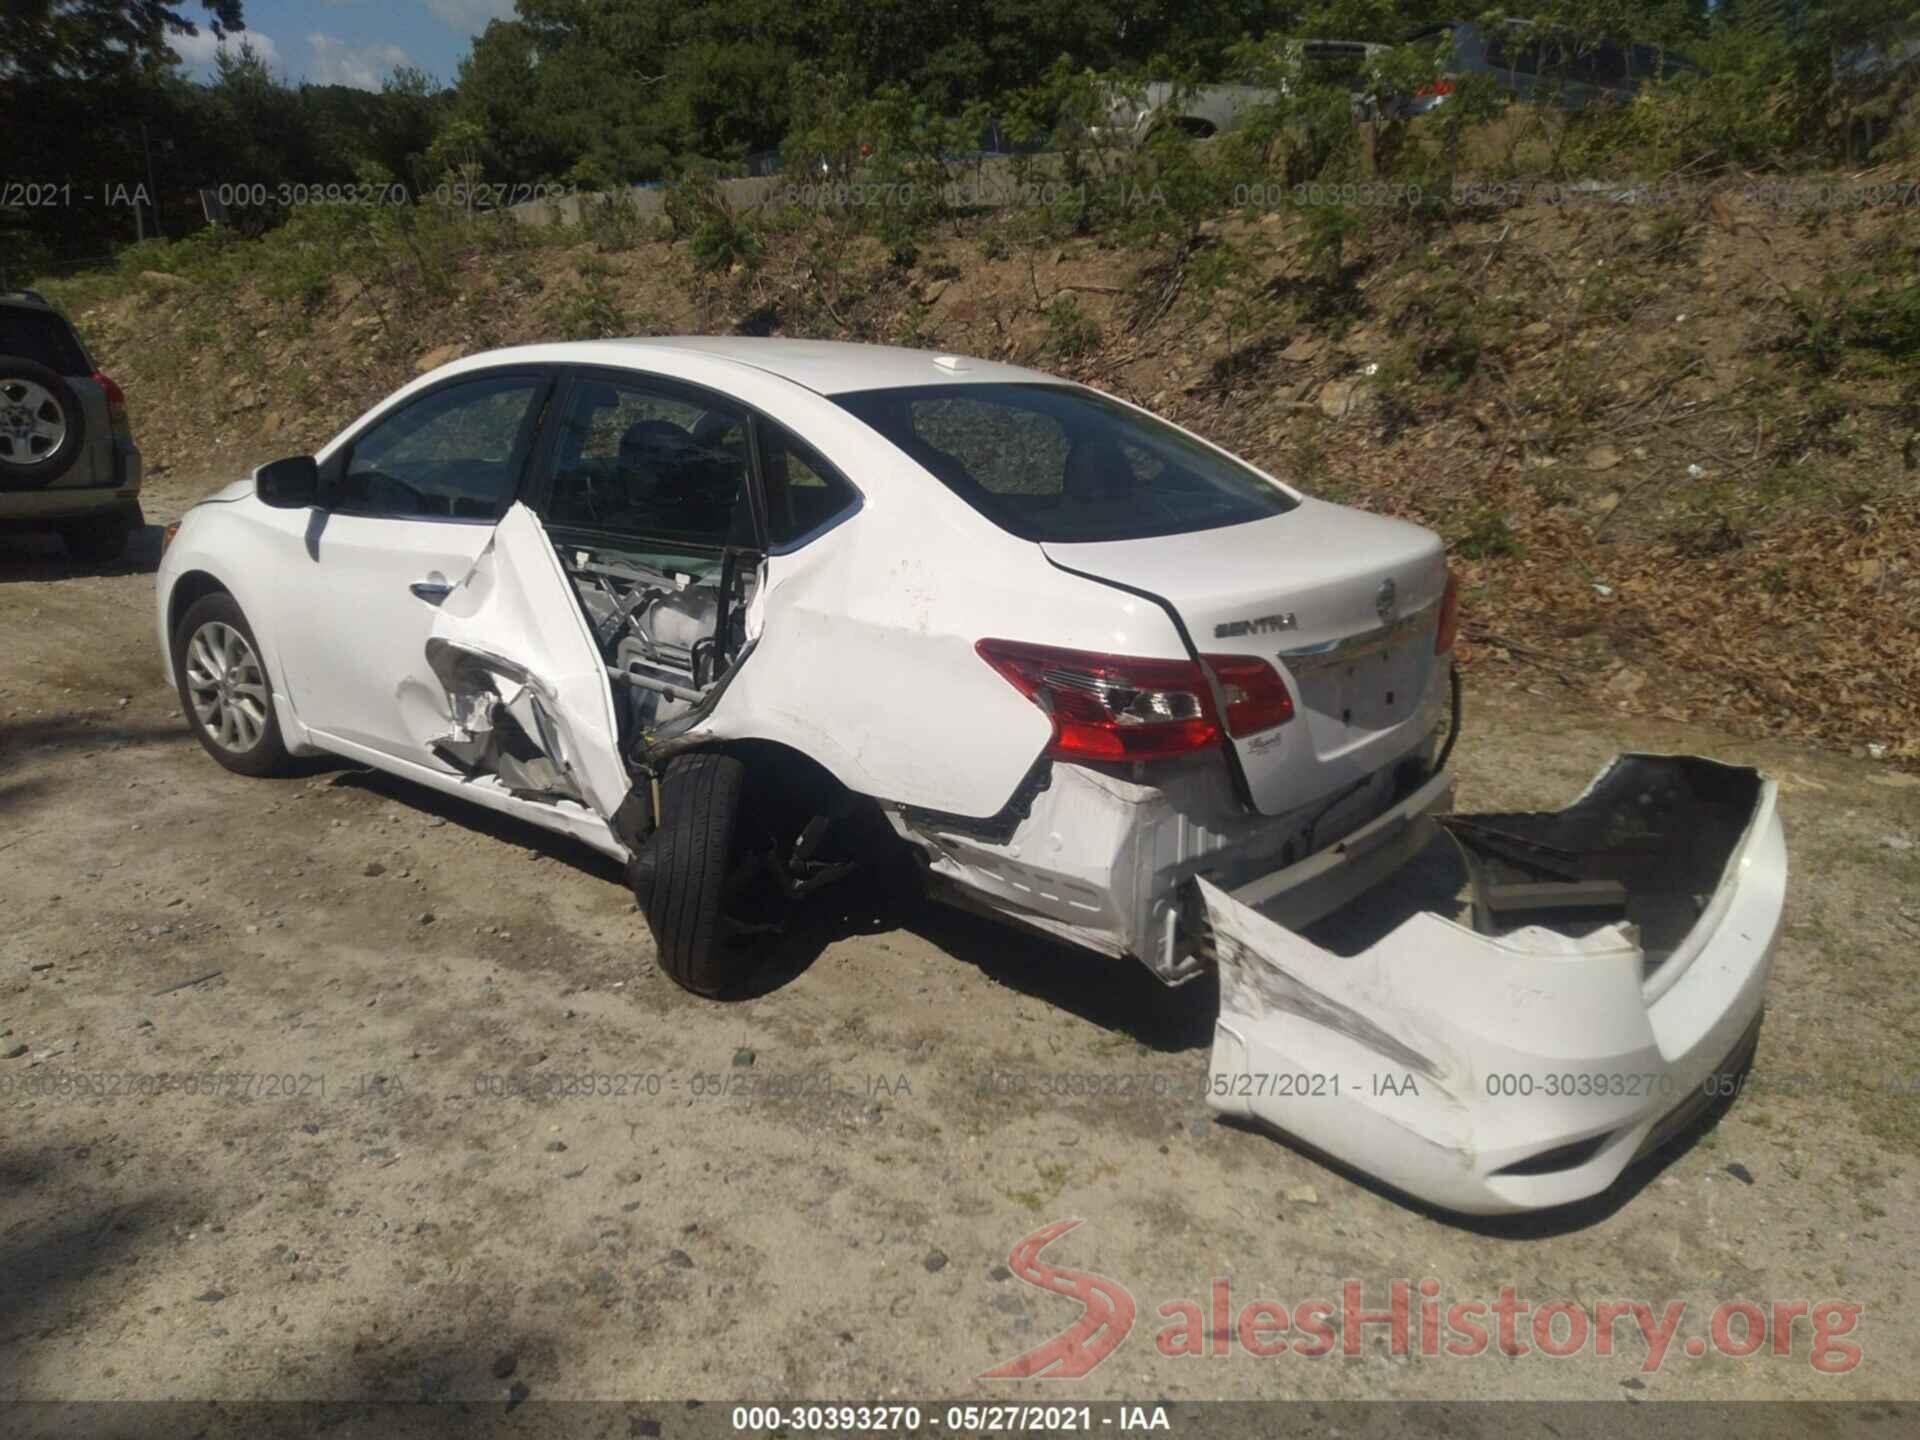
172,592,294,777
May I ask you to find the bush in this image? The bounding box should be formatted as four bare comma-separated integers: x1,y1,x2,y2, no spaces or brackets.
1782,273,1920,373
1457,510,1523,559
1043,294,1101,357
779,61,993,261
664,168,761,273
548,275,625,340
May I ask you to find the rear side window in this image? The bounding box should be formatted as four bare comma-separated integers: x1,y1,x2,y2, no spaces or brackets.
757,422,859,549
1480,25,1538,75
1299,42,1372,88
834,382,1297,543
0,306,90,375
1542,37,1629,87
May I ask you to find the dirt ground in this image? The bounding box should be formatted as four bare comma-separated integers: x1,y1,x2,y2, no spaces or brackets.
3,464,1919,1418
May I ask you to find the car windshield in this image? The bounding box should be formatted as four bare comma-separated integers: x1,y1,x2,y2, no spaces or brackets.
832,382,1297,543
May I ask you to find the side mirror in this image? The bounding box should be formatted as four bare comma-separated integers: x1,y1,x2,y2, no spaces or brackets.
255,454,320,509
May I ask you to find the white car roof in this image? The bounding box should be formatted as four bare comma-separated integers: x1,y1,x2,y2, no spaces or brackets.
449,338,1049,397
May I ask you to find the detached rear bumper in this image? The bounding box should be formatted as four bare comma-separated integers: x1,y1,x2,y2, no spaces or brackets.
1202,754,1785,1216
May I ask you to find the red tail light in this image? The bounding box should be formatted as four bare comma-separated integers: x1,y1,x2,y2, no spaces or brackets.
92,370,129,432
976,640,1292,762
1414,77,1456,98
1435,571,1460,654
1207,652,1296,737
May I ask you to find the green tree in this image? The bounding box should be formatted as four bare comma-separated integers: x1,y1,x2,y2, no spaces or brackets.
0,0,245,82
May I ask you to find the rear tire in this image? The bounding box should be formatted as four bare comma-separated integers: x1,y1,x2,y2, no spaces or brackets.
172,591,294,777
59,502,140,562
0,356,85,484
632,752,755,996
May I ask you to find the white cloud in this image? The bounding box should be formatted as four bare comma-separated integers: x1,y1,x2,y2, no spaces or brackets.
423,0,518,37
170,26,282,72
307,33,414,90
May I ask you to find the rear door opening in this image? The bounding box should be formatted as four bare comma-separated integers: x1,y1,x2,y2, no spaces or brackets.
423,368,790,833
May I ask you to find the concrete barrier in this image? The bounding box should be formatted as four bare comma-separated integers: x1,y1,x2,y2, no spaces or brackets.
505,155,1074,228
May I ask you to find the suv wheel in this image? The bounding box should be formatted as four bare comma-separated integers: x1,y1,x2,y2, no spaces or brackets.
173,592,294,777
0,356,85,485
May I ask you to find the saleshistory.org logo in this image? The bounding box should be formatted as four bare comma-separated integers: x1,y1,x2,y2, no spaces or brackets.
979,1220,1138,1379
979,1221,1864,1379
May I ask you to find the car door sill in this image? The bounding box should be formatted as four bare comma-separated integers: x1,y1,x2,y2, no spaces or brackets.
307,730,630,862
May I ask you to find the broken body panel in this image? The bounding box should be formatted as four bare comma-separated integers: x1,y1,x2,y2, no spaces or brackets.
898,748,1455,985
423,503,633,830
1201,755,1785,1216
397,493,1208,859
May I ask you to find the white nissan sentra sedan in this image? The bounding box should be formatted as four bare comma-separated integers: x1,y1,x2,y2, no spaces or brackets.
156,339,1784,1214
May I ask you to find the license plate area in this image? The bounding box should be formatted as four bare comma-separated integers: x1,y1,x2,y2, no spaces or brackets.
1284,615,1431,756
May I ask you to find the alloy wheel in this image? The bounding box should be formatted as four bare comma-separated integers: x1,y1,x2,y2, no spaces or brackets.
0,378,68,468
184,620,270,753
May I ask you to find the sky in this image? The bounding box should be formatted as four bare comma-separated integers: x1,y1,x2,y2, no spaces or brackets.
167,0,519,91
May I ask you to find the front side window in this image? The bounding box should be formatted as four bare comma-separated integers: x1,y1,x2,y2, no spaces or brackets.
542,376,753,548
833,383,1297,543
340,373,545,519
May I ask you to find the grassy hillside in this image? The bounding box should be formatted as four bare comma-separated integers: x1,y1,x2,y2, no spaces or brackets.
41,161,1920,763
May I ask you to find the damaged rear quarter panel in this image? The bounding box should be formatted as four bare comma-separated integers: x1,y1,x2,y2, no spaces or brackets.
680,418,1194,820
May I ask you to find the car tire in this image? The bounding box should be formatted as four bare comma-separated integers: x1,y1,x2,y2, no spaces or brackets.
172,591,294,777
0,356,86,485
632,751,755,997
59,502,141,562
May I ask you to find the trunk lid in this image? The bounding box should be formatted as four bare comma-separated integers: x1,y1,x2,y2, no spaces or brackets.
1043,498,1450,815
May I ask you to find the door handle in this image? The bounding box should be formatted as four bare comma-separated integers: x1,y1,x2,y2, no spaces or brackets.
410,579,453,603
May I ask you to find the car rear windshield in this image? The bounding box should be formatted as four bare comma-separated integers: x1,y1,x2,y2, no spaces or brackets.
832,382,1297,542
0,305,90,376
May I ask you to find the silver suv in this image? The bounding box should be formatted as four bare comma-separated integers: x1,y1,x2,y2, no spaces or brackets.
0,290,143,560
